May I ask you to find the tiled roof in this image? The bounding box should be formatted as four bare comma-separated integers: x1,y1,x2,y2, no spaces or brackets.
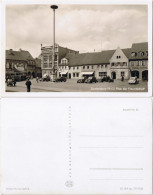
122,48,131,58
64,50,115,66
6,49,34,61
130,42,148,60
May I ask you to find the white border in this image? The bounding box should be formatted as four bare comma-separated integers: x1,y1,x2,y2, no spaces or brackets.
1,0,152,98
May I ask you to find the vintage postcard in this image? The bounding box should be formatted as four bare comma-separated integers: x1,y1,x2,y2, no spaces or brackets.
0,0,152,97
1,98,152,194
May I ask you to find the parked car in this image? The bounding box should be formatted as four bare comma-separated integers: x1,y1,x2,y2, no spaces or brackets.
77,76,88,83
85,76,98,83
128,77,139,84
7,79,16,87
54,77,67,82
42,76,50,82
101,76,114,82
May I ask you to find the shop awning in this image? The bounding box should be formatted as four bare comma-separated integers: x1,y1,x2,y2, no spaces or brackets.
60,71,68,75
81,72,94,75
14,65,26,72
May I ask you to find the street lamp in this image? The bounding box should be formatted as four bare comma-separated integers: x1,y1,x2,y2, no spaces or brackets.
50,5,58,80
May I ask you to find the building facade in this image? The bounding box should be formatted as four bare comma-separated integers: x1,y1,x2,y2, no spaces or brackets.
129,42,148,80
41,44,78,79
58,42,148,80
6,49,38,80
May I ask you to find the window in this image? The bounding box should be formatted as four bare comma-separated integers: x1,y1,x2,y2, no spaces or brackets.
142,61,145,66
83,66,85,69
49,55,52,62
62,59,67,64
76,73,79,77
9,62,12,69
116,56,121,59
55,54,57,61
65,66,67,69
43,63,48,68
87,66,89,69
136,61,139,66
111,63,114,66
146,51,148,56
131,52,137,57
73,73,75,77
43,56,48,61
121,72,125,76
73,67,75,70
97,65,99,68
117,62,120,66
139,51,144,56
123,62,127,66
99,72,107,77
92,65,94,69
131,61,134,66
101,65,103,68
49,63,52,68
77,66,79,69
69,67,71,70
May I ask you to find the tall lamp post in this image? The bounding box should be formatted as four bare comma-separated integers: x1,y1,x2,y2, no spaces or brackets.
50,5,58,80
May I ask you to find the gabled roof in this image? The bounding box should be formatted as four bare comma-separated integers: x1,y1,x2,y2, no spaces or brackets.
64,50,115,66
130,42,148,60
122,48,131,58
6,49,34,61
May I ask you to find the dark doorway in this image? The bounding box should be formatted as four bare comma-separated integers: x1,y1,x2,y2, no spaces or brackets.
69,73,71,79
111,72,116,79
142,70,148,81
131,70,139,78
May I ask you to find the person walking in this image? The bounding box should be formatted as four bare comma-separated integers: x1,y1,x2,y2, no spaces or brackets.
25,79,32,92
36,76,39,83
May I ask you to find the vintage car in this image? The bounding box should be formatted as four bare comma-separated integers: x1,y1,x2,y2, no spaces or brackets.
128,77,139,84
7,79,16,87
85,76,98,83
77,77,88,83
101,76,114,83
54,77,67,82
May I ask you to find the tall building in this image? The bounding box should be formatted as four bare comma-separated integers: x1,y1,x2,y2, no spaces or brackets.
41,44,78,79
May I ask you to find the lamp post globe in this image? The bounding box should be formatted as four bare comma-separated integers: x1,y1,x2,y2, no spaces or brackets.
50,5,58,10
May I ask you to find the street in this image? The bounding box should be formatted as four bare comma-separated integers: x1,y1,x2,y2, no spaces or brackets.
6,79,148,92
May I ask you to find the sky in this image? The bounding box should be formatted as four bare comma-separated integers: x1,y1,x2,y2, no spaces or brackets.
6,4,148,58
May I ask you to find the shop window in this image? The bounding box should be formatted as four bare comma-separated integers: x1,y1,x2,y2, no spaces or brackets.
99,72,107,77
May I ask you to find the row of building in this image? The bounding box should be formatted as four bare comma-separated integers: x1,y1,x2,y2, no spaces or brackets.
5,42,148,81
41,42,148,80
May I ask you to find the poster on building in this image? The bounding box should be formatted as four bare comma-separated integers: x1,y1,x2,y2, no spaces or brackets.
0,0,152,97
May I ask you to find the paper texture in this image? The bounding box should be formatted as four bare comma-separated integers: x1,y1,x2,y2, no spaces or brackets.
1,98,152,194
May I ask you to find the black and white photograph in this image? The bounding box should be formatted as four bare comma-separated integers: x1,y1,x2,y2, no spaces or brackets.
4,3,150,93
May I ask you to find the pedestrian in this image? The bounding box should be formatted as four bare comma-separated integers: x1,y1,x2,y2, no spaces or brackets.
25,79,32,92
36,76,39,83
121,75,124,81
